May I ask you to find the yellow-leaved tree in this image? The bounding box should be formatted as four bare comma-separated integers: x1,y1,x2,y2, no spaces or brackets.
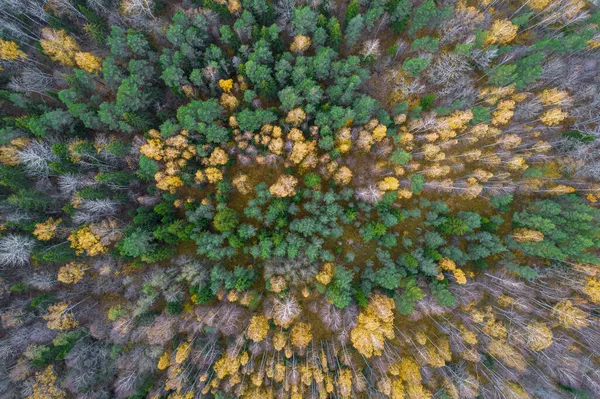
286,108,307,125
350,293,395,358
68,226,107,256
247,315,269,342
158,351,171,370
233,174,252,195
486,19,518,45
333,166,353,185
44,302,78,331
40,28,80,67
175,341,191,364
27,365,66,399
552,300,590,328
583,277,600,303
0,39,27,61
487,339,526,371
57,262,86,284
540,108,568,126
269,175,298,197
218,78,234,92
525,321,553,351
290,322,313,350
290,35,311,53
208,147,229,166
528,0,549,10
155,172,184,193
33,218,62,241
74,52,102,73
378,177,399,191
391,357,432,399
512,228,544,242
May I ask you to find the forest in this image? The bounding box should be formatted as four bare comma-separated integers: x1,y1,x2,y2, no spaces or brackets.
0,0,600,398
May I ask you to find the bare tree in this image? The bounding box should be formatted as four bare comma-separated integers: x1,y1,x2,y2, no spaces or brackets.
272,295,301,328
17,140,58,178
470,48,498,69
57,174,90,197
361,39,381,59
0,0,47,42
64,340,114,394
319,300,343,332
275,0,296,26
73,199,119,224
355,185,383,204
26,272,57,291
120,0,156,26
45,0,87,20
427,53,472,87
0,235,35,268
8,68,56,96
85,0,112,14
145,314,178,345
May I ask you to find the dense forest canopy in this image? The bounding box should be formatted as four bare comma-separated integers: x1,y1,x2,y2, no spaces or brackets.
1,0,600,398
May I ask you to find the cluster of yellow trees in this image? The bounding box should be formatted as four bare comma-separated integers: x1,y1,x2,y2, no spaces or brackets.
27,366,66,399
39,28,102,73
350,294,395,358
68,220,121,256
0,137,29,166
142,254,600,399
389,81,580,199
140,129,198,193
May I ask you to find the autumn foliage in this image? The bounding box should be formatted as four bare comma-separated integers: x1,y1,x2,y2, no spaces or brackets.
1,0,600,398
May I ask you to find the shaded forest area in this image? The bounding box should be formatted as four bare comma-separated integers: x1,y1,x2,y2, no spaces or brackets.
1,0,600,398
